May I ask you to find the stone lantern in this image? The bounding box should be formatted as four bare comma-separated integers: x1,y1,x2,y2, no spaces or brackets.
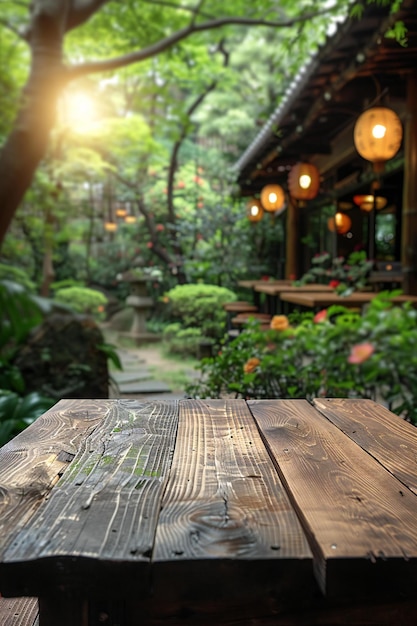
119,264,158,344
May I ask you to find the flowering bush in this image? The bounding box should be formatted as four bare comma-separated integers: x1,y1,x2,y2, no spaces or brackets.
186,291,417,424
296,250,373,294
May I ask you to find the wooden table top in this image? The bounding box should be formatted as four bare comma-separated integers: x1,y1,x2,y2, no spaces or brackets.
368,271,404,284
279,290,417,308
237,279,292,289
254,282,334,296
1,398,417,625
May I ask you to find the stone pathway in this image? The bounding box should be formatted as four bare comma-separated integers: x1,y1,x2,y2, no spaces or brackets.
109,345,198,401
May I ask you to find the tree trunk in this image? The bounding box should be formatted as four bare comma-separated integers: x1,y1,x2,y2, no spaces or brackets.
0,3,68,245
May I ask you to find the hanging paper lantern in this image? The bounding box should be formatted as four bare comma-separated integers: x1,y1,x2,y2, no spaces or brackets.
124,215,137,224
327,212,352,235
247,199,263,222
288,163,320,201
353,107,403,171
115,203,127,218
104,221,117,232
260,184,285,212
353,194,388,212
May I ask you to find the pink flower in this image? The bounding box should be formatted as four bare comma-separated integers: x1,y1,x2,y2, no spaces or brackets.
348,342,375,364
313,309,327,323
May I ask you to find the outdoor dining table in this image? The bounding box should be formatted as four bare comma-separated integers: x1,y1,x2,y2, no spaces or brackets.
237,279,292,309
279,290,417,311
254,283,335,314
1,397,417,625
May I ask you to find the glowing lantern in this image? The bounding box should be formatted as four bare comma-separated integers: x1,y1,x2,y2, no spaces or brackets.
260,184,285,212
115,207,127,218
124,215,137,224
104,221,117,232
288,163,320,201
247,199,263,222
353,107,403,171
327,212,352,234
353,194,388,212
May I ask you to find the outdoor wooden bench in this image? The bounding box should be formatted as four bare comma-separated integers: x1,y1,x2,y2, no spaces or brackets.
223,301,258,334
1,398,417,625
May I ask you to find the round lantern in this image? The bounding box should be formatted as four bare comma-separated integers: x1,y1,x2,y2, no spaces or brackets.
288,163,320,201
104,221,117,232
327,212,352,235
247,199,263,222
353,194,388,212
353,107,403,171
260,184,285,212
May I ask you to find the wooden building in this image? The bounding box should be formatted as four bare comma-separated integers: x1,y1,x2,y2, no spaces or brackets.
233,0,417,294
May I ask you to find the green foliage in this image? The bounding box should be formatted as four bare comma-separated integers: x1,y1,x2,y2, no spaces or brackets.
53,286,108,320
162,284,236,356
162,323,204,358
51,278,86,291
296,250,373,294
0,391,54,448
0,263,36,291
188,292,417,424
0,279,56,446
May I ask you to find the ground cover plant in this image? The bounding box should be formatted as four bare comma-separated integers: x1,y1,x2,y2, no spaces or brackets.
187,291,417,424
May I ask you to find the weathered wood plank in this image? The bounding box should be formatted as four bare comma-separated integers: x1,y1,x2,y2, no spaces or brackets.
249,399,417,596
0,399,106,558
146,399,313,624
0,596,38,626
313,398,417,494
1,400,179,598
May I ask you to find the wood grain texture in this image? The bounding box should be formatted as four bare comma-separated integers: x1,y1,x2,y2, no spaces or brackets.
154,399,311,561
249,399,417,595
0,399,106,557
1,400,179,597
313,398,417,494
148,399,313,623
0,596,38,626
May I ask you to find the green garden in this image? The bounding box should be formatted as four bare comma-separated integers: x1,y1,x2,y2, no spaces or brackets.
1,1,414,445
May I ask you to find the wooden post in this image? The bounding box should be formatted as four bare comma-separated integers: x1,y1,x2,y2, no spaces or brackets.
401,70,417,295
38,592,88,626
286,197,299,279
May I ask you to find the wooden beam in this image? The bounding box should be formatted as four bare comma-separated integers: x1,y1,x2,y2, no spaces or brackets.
401,69,417,295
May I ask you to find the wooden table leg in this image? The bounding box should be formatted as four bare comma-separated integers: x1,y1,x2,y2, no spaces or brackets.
39,592,88,626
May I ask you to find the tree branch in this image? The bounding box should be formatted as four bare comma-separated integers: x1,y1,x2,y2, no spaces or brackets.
66,9,334,80
140,0,214,21
65,0,111,33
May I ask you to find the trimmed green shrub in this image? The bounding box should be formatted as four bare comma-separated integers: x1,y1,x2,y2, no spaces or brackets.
53,287,108,321
163,284,237,340
162,324,203,358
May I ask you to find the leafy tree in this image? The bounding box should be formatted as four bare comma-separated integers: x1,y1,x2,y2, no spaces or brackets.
0,0,372,245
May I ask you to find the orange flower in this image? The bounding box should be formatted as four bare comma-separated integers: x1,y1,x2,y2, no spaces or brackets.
270,315,290,331
348,342,375,364
97,305,105,313
314,309,327,323
243,357,260,374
